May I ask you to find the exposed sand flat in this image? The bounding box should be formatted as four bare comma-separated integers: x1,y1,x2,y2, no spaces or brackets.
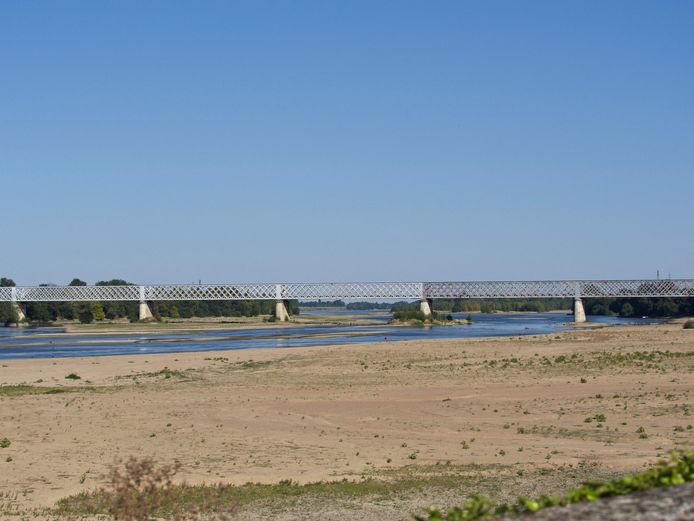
0,320,692,518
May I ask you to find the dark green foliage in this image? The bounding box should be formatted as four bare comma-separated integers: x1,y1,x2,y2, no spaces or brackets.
347,301,406,310
393,309,431,322
0,303,19,326
620,302,634,317
391,303,432,322
447,299,572,313
152,299,299,319
684,320,694,329
300,300,345,308
417,450,694,520
0,385,95,396
586,297,694,318
0,278,18,324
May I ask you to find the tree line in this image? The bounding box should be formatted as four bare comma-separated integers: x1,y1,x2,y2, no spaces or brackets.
584,297,694,318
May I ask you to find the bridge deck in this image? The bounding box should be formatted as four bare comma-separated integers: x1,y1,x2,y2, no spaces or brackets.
1,280,693,302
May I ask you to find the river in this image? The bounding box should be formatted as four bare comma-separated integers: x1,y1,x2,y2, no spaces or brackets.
0,311,658,360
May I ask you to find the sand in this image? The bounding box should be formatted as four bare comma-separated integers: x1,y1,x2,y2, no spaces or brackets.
0,320,692,518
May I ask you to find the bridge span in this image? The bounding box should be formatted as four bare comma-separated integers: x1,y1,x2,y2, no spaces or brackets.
3,279,693,323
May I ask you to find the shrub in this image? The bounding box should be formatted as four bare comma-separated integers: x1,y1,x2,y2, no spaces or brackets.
684,320,694,329
65,373,81,380
393,309,430,322
105,457,180,521
0,438,10,448
417,450,694,520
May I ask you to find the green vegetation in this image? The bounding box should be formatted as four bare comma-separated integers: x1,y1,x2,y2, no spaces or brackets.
392,307,434,322
55,461,596,519
300,300,345,308
0,438,10,449
0,278,19,325
65,373,81,380
391,306,456,324
418,450,694,520
0,385,96,397
118,368,190,380
446,298,572,313
684,320,694,329
348,301,407,310
586,296,694,318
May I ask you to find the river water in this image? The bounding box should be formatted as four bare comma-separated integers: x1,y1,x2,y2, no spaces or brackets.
0,311,658,360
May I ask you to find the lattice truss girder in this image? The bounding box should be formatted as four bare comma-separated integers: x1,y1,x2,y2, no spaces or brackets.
1,279,693,302
427,280,694,298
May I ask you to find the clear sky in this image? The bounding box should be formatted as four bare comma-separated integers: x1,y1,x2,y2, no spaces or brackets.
2,1,693,285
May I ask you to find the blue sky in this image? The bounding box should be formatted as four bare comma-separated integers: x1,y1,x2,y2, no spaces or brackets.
2,1,693,285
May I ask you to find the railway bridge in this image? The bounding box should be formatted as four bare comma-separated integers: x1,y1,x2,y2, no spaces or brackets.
2,279,693,323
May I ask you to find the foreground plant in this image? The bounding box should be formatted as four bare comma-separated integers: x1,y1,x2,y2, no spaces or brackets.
89,457,235,521
417,450,694,521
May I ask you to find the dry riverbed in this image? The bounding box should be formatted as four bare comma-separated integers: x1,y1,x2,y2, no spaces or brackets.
0,320,692,520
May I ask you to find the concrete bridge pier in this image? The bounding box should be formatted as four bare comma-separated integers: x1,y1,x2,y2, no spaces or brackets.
274,284,290,321
11,302,26,323
574,298,586,323
275,300,290,321
138,286,154,321
139,301,153,321
420,298,434,317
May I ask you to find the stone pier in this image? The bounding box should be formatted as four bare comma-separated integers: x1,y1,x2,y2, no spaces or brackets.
139,301,154,321
275,300,290,321
11,302,26,324
420,298,433,317
574,298,586,323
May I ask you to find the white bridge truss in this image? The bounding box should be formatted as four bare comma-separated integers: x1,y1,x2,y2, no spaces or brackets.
1,279,693,303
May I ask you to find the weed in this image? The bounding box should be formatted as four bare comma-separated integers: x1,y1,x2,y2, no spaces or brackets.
0,438,10,449
65,373,81,380
0,385,96,397
417,450,694,520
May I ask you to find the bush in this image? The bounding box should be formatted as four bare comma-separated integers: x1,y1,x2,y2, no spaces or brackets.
684,320,694,329
417,450,694,520
106,457,180,521
393,309,430,322
90,457,235,521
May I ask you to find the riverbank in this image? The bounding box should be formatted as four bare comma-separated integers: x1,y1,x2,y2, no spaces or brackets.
0,319,692,519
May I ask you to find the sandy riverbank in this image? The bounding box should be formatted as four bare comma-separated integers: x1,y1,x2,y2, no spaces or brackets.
0,320,692,519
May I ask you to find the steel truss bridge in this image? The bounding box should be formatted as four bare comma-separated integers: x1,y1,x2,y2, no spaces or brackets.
2,279,693,303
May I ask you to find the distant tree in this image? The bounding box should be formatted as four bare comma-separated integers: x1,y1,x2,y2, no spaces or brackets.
96,279,132,286
73,302,94,324
91,302,106,321
69,278,87,286
0,278,16,287
0,303,18,325
620,303,634,317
